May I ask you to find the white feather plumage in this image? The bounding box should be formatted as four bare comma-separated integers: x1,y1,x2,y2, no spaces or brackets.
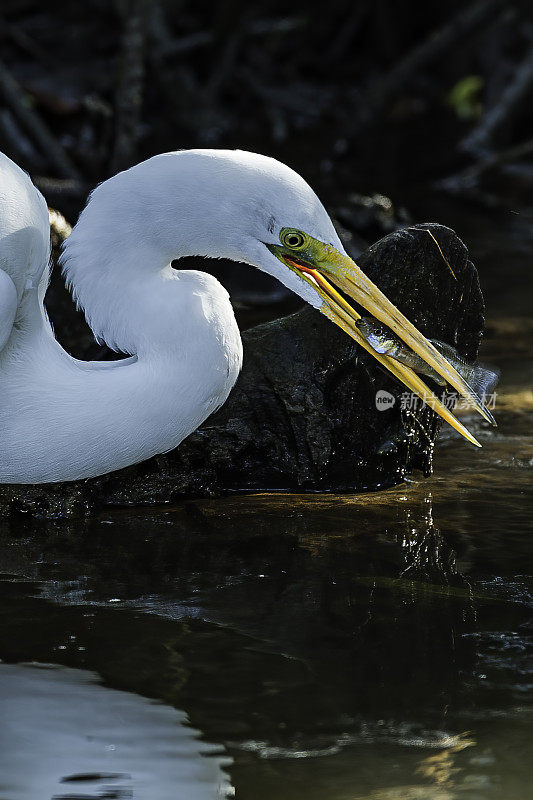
0,149,342,483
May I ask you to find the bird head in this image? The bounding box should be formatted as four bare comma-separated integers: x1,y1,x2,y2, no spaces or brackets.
205,151,490,444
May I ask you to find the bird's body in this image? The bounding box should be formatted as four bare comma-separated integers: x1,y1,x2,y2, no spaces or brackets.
0,269,241,483
0,152,247,482
0,149,489,484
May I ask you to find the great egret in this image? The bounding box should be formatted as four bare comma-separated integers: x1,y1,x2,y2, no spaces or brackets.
0,149,489,484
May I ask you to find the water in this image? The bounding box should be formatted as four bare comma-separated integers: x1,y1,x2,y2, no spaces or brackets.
0,200,532,798
0,663,232,800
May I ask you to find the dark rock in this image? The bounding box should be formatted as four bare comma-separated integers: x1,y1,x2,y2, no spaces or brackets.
0,222,484,518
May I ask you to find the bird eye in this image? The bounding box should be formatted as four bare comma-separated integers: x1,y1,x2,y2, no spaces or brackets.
281,229,306,250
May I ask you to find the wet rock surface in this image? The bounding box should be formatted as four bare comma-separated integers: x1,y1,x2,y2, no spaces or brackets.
0,222,484,517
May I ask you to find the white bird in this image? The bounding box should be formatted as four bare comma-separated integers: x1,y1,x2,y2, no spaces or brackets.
0,149,488,484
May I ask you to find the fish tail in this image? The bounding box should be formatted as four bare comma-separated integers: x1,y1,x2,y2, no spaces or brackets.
466,363,500,404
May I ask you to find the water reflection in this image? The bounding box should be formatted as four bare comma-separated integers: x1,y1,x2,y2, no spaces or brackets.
0,663,233,800
0,464,531,799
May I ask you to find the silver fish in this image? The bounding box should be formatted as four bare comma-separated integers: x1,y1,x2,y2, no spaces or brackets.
356,317,499,402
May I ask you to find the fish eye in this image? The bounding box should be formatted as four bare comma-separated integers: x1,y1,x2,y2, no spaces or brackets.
281,229,306,250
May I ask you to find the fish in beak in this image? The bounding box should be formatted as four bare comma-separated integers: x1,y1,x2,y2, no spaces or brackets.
266,228,495,447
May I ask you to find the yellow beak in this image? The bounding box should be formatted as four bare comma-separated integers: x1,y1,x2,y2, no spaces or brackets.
280,244,491,447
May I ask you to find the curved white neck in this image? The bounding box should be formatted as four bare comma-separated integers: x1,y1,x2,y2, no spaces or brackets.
60,157,246,355
62,232,175,354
